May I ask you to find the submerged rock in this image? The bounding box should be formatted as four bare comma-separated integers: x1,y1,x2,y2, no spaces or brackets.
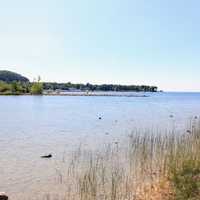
41,154,52,158
0,193,8,200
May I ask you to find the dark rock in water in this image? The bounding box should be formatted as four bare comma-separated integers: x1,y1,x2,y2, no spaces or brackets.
186,130,192,134
0,193,8,200
41,154,52,158
114,142,119,145
99,117,102,120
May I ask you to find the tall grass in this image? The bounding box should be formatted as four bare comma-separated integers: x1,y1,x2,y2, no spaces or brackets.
44,118,200,200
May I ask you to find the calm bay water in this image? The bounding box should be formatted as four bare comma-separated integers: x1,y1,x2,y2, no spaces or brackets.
0,92,200,199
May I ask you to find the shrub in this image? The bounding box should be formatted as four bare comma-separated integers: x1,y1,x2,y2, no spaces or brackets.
170,159,200,200
11,82,24,93
31,82,43,95
0,81,11,92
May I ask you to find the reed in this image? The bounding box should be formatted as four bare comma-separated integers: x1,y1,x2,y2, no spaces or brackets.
44,118,200,200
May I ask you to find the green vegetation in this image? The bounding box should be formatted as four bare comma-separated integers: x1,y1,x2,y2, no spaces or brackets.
0,71,43,95
0,81,30,95
0,81,11,93
0,70,30,95
30,77,43,95
43,82,158,92
171,159,200,200
0,70,158,94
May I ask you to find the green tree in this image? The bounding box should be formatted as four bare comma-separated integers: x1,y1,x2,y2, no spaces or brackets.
11,82,24,93
0,81,11,93
31,76,43,95
11,82,18,93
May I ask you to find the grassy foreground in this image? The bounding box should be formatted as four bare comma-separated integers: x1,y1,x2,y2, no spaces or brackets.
45,119,200,200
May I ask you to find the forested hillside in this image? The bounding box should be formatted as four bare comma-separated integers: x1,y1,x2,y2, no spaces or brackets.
0,70,29,83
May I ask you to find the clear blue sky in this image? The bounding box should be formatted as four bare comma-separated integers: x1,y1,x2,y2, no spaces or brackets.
0,0,200,91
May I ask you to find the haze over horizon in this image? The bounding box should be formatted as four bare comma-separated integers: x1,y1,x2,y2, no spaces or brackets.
0,0,200,91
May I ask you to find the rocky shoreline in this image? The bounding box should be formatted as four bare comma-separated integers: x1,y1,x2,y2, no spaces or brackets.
43,91,149,97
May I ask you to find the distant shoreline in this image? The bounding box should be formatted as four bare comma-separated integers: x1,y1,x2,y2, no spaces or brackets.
0,70,158,95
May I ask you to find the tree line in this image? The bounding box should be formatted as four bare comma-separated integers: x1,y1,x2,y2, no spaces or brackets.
0,81,157,95
0,77,43,95
0,70,158,94
43,82,158,92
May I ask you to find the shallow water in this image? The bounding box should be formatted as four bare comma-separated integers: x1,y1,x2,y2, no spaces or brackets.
0,92,200,199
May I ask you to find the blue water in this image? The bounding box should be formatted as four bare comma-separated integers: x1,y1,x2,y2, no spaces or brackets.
0,92,200,199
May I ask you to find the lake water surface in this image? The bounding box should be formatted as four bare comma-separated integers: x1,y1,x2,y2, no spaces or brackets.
0,92,200,199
